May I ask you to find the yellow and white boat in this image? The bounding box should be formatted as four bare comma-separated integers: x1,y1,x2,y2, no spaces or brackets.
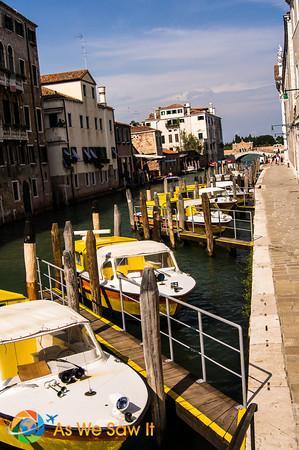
75,236,196,316
0,300,149,450
0,289,27,307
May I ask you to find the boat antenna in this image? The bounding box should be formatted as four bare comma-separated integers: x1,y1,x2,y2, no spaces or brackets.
83,350,96,397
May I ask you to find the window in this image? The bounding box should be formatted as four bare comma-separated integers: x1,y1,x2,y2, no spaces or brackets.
91,172,96,185
0,145,6,166
31,178,38,197
4,15,13,32
198,116,204,121
15,21,24,37
179,118,184,123
83,84,86,96
28,29,36,44
49,113,58,128
3,100,11,125
27,145,35,164
178,109,183,113
99,118,103,130
7,146,15,165
145,122,150,126
65,176,70,186
86,116,89,129
172,110,176,114
85,173,90,186
109,120,112,132
166,110,171,115
12,181,20,202
198,133,203,139
161,135,165,144
169,135,173,144
36,108,43,132
94,117,98,130
40,145,48,163
19,59,25,77
161,111,165,115
68,112,72,127
32,65,38,86
7,45,14,72
0,42,5,68
91,87,95,98
175,134,179,143
24,106,31,131
17,145,26,165
74,173,79,188
13,103,20,126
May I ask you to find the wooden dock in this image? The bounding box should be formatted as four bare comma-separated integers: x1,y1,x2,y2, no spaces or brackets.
179,231,254,250
79,304,244,450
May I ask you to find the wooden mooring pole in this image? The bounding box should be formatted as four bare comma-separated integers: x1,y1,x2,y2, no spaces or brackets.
64,221,75,255
63,250,79,312
86,230,102,315
163,177,168,194
165,193,175,249
146,189,152,202
178,193,185,231
140,191,150,240
140,268,166,447
114,204,122,237
24,220,38,300
91,200,100,231
152,206,161,242
126,188,135,231
201,193,214,256
51,223,62,288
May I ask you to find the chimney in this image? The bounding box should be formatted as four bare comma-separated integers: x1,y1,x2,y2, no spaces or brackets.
209,102,216,115
98,86,107,106
184,102,191,115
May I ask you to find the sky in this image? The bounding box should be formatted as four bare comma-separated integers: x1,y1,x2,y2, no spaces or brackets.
9,0,289,141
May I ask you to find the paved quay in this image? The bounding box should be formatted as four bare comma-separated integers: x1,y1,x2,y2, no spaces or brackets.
248,165,299,449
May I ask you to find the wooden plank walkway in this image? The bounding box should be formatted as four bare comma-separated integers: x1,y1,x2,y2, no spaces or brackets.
79,305,244,449
179,231,253,250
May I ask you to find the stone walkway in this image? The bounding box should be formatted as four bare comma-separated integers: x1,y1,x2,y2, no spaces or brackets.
248,165,299,449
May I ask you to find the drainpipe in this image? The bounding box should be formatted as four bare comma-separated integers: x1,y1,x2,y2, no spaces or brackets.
62,98,74,202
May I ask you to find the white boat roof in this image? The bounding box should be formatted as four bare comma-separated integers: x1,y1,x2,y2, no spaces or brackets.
198,187,224,194
216,181,233,188
97,240,170,264
0,300,88,344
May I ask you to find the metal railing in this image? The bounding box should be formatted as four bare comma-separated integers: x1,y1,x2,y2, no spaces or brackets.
36,256,248,406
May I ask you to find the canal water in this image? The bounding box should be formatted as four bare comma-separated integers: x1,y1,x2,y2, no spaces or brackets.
0,176,251,450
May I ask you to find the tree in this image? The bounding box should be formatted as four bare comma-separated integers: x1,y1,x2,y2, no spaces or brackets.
180,131,202,154
130,120,140,126
276,136,283,145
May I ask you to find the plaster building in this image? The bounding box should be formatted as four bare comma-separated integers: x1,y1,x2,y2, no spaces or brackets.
143,102,224,163
131,125,164,179
41,70,119,205
0,1,52,224
115,121,135,186
275,1,299,178
232,140,254,153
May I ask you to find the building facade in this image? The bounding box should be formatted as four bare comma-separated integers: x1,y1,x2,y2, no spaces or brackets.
276,1,299,178
41,70,119,205
115,121,135,186
143,102,224,162
131,125,164,179
0,1,52,224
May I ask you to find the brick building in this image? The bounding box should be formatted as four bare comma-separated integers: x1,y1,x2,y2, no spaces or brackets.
131,125,164,179
0,1,52,224
115,121,135,186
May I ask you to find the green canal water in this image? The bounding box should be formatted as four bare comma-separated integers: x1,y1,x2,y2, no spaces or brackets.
0,176,252,450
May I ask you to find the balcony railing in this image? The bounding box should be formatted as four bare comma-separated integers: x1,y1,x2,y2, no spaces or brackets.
2,125,28,141
165,120,180,129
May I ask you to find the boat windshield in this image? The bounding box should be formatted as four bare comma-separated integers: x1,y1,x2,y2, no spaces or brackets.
111,252,176,280
0,324,100,387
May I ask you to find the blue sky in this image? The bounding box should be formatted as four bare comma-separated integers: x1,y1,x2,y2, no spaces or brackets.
9,0,288,141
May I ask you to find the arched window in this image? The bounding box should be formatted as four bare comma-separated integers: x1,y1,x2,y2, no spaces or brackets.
0,42,5,68
7,45,14,72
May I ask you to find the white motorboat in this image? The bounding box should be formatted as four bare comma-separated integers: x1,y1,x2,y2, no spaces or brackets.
0,301,149,450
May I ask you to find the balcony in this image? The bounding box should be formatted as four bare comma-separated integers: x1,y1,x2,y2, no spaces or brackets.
2,125,28,141
0,67,25,93
165,119,180,129
46,126,67,144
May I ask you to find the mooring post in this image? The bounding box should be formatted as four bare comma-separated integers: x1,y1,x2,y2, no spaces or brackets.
163,177,168,193
244,171,249,194
169,185,174,200
91,200,100,232
232,176,237,200
51,223,62,287
63,221,75,255
178,193,185,231
114,204,122,237
165,193,175,248
201,193,214,256
63,250,79,312
140,191,150,240
140,268,166,447
146,189,152,202
126,188,136,231
194,181,199,199
152,206,161,242
24,220,38,300
86,230,102,315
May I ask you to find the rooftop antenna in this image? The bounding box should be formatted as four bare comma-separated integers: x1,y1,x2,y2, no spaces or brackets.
76,33,88,69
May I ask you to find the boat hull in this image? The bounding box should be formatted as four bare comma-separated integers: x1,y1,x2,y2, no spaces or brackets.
134,215,227,235
80,278,180,316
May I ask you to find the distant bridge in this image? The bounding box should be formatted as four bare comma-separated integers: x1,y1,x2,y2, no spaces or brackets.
234,150,273,161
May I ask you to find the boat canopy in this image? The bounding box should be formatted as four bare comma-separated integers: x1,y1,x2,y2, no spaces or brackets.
97,240,171,267
0,301,88,344
215,181,234,188
198,187,224,194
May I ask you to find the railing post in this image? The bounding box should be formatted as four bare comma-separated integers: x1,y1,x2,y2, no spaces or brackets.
198,312,206,382
233,209,237,240
165,298,174,361
178,193,185,232
36,257,44,300
249,211,253,241
238,326,247,407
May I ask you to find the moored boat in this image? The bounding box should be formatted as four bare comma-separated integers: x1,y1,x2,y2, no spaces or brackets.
0,300,149,450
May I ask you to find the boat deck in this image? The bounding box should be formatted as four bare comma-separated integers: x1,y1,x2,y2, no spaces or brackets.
179,231,254,250
79,305,244,449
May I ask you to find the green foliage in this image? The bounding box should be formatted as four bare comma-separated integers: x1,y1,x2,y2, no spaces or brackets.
275,136,284,145
180,131,202,153
231,134,277,146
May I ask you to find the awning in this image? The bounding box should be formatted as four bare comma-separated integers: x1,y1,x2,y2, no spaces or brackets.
83,148,92,163
0,301,88,344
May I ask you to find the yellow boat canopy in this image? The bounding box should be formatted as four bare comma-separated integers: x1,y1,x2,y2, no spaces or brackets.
0,301,88,344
